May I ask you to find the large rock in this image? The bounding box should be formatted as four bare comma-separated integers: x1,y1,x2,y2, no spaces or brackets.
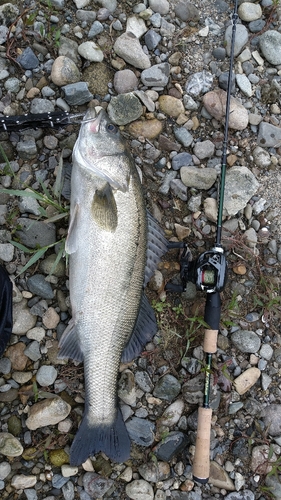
259,30,281,66
223,166,259,216
203,90,248,130
26,397,71,430
114,32,151,70
258,122,281,148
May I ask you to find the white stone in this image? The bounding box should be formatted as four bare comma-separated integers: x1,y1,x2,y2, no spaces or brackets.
61,464,79,477
11,475,37,489
27,326,46,342
78,41,104,62
126,16,147,38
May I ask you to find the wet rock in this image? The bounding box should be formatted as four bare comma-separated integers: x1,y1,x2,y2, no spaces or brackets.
83,472,113,498
157,399,185,428
26,397,71,430
118,369,136,406
16,47,39,70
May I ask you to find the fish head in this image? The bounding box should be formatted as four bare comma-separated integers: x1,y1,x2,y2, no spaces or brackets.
73,108,131,191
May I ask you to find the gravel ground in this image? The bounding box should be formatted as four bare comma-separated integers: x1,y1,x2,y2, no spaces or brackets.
1,0,281,499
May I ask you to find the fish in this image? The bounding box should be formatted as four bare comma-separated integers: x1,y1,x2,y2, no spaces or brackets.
58,108,168,466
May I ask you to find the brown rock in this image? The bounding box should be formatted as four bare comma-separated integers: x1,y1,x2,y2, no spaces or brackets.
127,119,163,140
42,307,60,330
158,134,181,152
158,95,184,118
203,89,248,130
6,343,28,371
233,264,247,275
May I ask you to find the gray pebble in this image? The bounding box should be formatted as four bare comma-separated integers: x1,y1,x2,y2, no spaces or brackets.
141,62,170,87
27,274,54,300
126,416,155,446
62,82,93,106
135,371,153,392
16,47,39,70
171,152,193,170
173,126,193,147
52,474,69,489
153,374,181,401
24,490,38,500
231,330,261,353
24,341,42,362
62,481,75,500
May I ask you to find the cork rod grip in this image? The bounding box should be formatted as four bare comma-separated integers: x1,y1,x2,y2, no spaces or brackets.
192,407,212,483
203,329,218,354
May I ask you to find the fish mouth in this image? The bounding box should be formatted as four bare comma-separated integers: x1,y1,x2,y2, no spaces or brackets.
82,108,105,133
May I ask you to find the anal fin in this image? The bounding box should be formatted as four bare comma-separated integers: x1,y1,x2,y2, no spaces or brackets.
58,319,83,362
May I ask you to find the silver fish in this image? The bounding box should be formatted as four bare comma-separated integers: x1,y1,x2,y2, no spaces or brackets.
58,108,167,465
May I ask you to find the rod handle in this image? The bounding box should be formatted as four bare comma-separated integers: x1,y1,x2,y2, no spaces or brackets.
203,329,218,354
192,407,212,483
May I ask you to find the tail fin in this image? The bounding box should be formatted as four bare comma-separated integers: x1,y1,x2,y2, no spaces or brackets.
70,409,131,466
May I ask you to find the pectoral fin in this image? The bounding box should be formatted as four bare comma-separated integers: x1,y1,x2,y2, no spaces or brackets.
65,203,79,254
92,183,118,232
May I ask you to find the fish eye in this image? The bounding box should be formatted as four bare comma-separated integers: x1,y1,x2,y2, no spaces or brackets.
106,123,117,133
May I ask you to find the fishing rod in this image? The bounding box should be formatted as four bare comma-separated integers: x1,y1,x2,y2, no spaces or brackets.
192,0,238,483
166,0,238,484
0,110,86,132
